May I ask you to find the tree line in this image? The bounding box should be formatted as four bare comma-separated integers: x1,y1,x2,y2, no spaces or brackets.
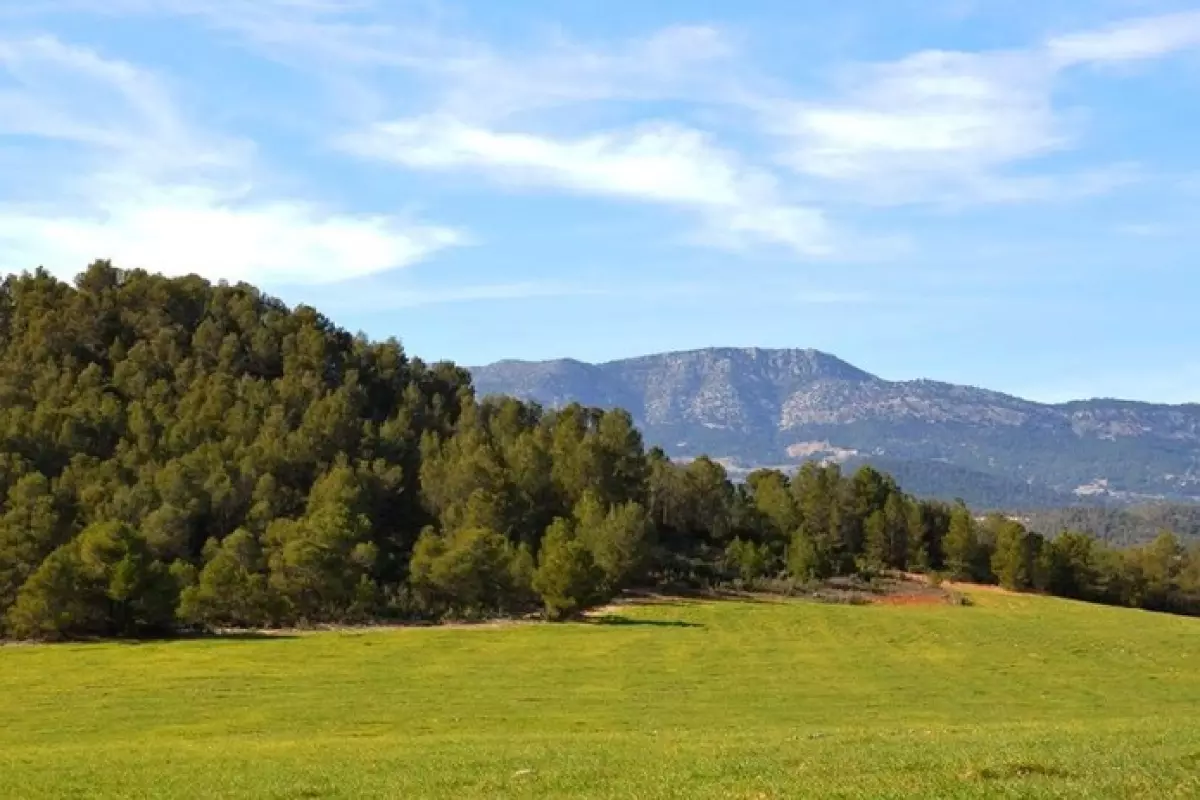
1,263,1198,640
1021,504,1200,548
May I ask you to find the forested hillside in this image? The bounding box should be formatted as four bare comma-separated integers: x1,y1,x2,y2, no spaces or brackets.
1,263,1198,641
472,349,1200,506
1022,504,1200,547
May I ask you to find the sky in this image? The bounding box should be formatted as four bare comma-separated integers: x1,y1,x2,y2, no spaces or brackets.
1,0,1198,403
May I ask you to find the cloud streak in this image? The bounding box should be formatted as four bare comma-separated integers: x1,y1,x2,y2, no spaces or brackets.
0,35,235,169
311,279,608,313
0,33,464,285
764,10,1200,205
6,3,1200,290
341,115,835,256
1048,10,1200,65
770,49,1066,203
0,180,465,285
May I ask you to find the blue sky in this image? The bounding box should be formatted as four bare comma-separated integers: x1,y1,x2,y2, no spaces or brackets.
1,0,1199,402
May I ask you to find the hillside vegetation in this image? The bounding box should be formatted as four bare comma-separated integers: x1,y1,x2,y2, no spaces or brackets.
1,263,1199,641
3,592,1199,798
472,348,1200,507
1023,503,1200,546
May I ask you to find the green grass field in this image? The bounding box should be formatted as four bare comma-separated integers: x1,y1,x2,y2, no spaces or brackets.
3,591,1200,799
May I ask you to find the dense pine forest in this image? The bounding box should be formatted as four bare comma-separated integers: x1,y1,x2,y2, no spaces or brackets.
1,263,1198,640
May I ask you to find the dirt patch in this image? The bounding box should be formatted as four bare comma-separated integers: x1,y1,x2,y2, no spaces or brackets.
874,593,949,607
584,592,709,618
902,571,1020,597
806,575,966,607
942,580,1018,596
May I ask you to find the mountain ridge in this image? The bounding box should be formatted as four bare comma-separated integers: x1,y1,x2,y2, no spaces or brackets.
470,347,1200,508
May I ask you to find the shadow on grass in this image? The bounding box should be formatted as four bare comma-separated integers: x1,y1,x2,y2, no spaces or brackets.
118,631,302,645
588,614,704,629
623,587,773,605
0,630,302,648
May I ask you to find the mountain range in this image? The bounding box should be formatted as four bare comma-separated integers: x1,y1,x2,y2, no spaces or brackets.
470,348,1200,509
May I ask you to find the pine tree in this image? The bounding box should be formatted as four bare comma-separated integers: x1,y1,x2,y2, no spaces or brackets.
533,518,601,620
944,505,979,581
906,501,930,572
863,511,888,571
883,493,910,570
6,521,175,640
408,525,524,617
575,496,651,592
178,529,274,628
991,520,1031,590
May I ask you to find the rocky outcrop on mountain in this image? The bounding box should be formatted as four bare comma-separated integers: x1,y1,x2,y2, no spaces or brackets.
471,347,1200,508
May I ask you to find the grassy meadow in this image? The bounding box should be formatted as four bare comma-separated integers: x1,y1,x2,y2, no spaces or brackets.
2,590,1200,799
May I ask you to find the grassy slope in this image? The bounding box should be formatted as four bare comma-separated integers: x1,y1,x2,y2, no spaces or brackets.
2,592,1199,799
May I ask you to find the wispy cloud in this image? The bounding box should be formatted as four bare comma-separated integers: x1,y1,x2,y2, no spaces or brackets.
764,10,1200,206
312,279,607,313
0,179,465,285
1048,10,1200,65
6,2,1200,289
341,115,835,256
20,1,735,118
768,48,1066,204
0,35,236,169
430,25,736,122
0,33,464,285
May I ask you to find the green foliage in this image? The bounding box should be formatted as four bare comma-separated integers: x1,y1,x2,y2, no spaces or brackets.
724,537,770,582
408,526,527,618
1024,504,1200,548
178,530,274,628
745,469,797,539
863,511,889,570
264,464,378,623
944,504,981,581
787,531,830,582
574,494,651,591
0,263,1197,637
1045,530,1099,599
6,521,175,639
533,518,602,620
0,471,67,614
990,517,1033,590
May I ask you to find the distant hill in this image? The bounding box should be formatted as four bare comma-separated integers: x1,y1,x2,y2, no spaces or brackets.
1020,504,1200,546
471,347,1200,509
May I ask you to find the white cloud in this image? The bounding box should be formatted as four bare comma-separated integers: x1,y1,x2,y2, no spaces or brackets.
0,34,463,285
1048,10,1200,65
433,25,736,122
0,179,464,285
9,2,1199,287
21,1,734,118
773,49,1064,200
346,116,751,206
341,115,834,256
767,10,1200,205
0,35,235,169
131,0,461,71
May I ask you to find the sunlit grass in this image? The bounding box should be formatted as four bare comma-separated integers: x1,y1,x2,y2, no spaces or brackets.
3,591,1200,798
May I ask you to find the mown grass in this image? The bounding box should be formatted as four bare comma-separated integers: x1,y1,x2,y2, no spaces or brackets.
3,591,1200,798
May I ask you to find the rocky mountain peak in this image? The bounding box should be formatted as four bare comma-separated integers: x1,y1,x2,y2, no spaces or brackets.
470,347,1200,507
